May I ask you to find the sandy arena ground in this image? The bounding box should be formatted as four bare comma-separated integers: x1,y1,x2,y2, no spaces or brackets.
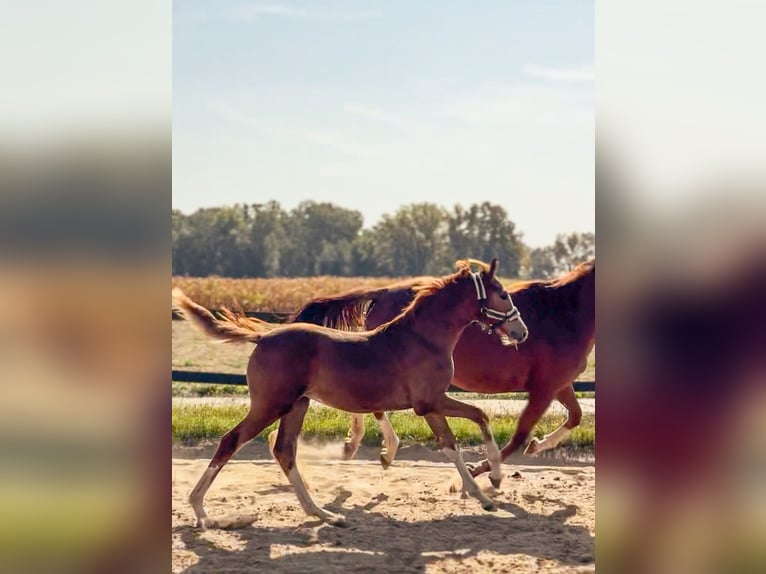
172,442,595,573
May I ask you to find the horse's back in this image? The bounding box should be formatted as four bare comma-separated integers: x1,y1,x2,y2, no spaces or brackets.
247,323,364,374
256,325,418,412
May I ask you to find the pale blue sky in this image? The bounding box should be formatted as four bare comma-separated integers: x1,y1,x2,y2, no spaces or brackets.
173,1,594,247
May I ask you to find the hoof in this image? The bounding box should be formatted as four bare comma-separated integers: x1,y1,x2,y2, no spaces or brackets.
524,438,541,455
490,475,503,489
196,517,217,530
481,501,497,512
379,453,392,469
326,513,348,527
342,443,356,461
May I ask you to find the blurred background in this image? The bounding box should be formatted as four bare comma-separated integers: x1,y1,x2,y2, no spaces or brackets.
0,2,170,573
597,2,766,572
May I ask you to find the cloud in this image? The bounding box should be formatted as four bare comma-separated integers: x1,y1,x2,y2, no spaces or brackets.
343,104,409,130
238,3,381,21
523,64,595,82
207,100,371,158
438,84,593,128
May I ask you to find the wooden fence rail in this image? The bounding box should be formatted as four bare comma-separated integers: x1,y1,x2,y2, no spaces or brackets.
171,369,595,393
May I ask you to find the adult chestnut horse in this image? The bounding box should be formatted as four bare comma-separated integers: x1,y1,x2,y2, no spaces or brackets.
291,259,595,476
173,259,528,528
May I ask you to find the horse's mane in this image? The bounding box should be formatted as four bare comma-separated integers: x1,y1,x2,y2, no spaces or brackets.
290,259,491,331
509,258,595,294
289,277,431,330
377,259,487,330
503,259,595,324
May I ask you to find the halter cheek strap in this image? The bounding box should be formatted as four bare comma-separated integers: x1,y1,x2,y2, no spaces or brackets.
470,271,487,300
470,271,520,331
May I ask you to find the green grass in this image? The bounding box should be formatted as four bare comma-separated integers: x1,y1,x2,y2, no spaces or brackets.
172,404,595,451
172,382,249,397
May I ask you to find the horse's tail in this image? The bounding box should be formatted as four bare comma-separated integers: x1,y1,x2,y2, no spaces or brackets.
172,288,278,344
288,287,391,330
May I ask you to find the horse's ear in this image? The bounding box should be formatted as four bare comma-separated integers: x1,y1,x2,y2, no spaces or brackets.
488,258,498,279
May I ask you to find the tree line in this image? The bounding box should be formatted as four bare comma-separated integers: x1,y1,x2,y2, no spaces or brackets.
172,200,594,279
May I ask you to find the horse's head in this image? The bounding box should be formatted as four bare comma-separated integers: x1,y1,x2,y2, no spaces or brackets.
464,258,529,346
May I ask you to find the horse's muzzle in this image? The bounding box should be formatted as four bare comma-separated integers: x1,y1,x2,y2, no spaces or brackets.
510,329,528,344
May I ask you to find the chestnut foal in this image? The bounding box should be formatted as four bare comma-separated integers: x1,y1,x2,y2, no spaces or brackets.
174,258,527,528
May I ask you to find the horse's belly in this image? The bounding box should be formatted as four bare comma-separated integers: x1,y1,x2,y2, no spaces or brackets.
305,360,409,412
304,379,409,413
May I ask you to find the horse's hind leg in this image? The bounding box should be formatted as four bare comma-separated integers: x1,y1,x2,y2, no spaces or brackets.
274,397,347,527
189,411,277,529
375,412,400,469
525,385,582,454
423,413,496,512
468,392,554,478
342,413,365,460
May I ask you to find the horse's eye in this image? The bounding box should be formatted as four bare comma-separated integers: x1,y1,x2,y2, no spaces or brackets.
500,292,508,300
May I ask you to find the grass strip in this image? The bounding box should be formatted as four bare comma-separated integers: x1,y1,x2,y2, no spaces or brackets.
172,404,594,451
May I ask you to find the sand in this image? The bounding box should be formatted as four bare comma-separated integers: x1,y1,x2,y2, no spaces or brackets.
172,442,594,573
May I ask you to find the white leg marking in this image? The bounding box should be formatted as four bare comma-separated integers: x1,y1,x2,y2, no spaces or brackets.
189,465,219,527
526,426,571,454
484,429,503,485
443,447,496,511
378,414,400,466
285,467,346,526
343,414,365,460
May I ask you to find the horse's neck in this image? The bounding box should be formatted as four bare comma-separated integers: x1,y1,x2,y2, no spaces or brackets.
518,275,595,342
406,285,474,352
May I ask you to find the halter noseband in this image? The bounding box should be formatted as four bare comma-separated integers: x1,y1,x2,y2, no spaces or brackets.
470,271,520,333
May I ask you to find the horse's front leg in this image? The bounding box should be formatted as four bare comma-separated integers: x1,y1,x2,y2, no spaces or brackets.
422,412,496,512
430,395,503,487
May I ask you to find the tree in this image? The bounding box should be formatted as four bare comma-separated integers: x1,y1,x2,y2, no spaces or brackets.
370,203,451,276
350,229,382,276
524,246,558,279
447,202,527,278
171,199,588,280
245,201,289,277
171,206,249,276
523,233,595,279
552,232,595,272
172,209,188,275
281,201,364,276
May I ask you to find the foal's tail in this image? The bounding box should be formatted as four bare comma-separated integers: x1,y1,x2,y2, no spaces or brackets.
172,288,278,344
288,287,389,330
